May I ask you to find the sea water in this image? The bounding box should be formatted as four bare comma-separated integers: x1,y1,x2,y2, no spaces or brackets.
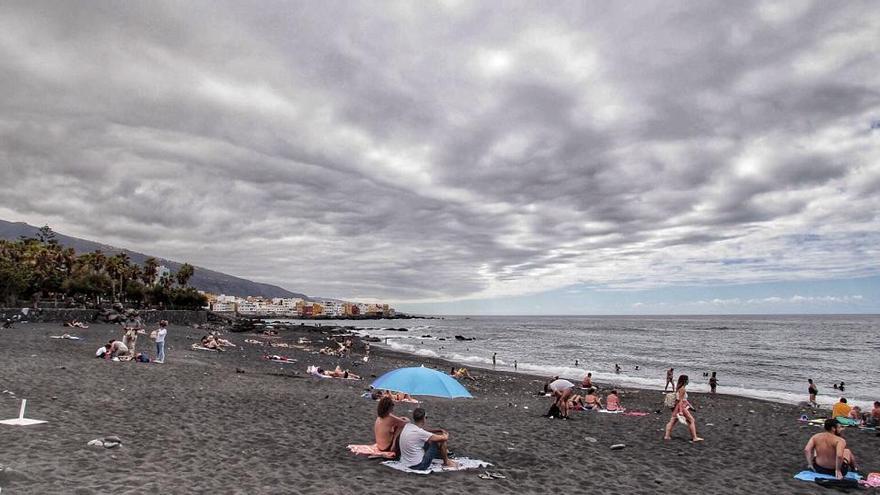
274,315,880,408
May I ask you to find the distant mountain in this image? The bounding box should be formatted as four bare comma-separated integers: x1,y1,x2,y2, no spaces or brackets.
0,219,307,299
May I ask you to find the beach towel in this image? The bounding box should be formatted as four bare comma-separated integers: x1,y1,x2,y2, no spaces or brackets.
624,411,649,417
50,335,82,340
861,472,880,488
835,417,859,427
347,444,396,459
381,457,491,474
598,409,623,414
793,470,862,482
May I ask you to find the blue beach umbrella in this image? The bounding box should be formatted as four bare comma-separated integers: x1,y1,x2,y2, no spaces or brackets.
371,366,473,399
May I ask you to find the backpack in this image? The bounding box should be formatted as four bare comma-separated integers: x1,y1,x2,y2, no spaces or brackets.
664,392,677,409
545,403,562,418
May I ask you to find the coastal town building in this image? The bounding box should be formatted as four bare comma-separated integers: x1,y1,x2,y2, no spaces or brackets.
203,293,394,318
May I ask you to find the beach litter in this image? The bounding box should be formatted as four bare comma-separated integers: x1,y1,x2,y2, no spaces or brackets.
610,444,626,450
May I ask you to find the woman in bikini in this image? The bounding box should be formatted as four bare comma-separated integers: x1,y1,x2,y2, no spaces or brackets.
583,388,603,410
664,374,703,442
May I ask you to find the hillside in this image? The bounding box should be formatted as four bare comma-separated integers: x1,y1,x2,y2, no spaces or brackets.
0,220,306,299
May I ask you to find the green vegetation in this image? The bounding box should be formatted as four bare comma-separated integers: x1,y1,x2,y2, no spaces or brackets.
0,225,206,309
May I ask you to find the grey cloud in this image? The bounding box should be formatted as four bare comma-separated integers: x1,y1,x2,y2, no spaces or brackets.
0,0,878,303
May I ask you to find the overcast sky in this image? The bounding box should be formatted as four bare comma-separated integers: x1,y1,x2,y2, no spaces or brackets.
1,1,878,314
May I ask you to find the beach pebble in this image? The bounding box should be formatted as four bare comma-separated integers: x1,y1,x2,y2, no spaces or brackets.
610,444,626,450
584,436,597,443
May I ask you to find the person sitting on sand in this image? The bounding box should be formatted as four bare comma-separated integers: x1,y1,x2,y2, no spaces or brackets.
452,368,476,382
808,379,819,407
104,340,131,360
581,372,593,389
832,398,852,419
849,405,865,424
374,396,409,453
382,390,415,402
804,418,858,479
583,388,603,410
864,401,880,427
605,390,624,412
664,375,703,443
201,335,225,351
398,408,459,470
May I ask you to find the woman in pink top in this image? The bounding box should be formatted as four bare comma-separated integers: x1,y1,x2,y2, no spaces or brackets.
663,375,703,442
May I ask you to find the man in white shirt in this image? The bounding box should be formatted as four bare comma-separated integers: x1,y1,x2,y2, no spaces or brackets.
397,408,458,470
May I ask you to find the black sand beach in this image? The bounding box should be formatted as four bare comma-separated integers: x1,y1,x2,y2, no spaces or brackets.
0,322,876,494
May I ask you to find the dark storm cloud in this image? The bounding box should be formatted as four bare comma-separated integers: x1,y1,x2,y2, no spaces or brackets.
1,0,878,302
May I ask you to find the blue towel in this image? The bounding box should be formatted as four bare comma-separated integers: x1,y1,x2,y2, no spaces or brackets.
793,470,861,482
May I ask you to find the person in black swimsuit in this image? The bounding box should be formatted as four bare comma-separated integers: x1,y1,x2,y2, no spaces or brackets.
808,379,819,407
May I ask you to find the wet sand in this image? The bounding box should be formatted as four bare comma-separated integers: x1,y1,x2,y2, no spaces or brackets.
0,322,876,494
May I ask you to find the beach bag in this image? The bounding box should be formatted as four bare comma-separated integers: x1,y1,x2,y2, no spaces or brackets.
544,403,562,418
664,392,677,409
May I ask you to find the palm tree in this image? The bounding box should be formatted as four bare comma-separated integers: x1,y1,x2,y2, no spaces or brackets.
175,263,195,287
142,257,159,286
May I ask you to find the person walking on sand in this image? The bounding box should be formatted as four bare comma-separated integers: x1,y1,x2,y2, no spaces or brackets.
808,379,819,407
804,418,858,479
399,408,458,470
665,368,675,391
709,372,718,394
664,375,703,443
152,320,168,364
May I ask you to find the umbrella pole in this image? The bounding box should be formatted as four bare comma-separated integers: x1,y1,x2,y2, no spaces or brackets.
19,399,26,420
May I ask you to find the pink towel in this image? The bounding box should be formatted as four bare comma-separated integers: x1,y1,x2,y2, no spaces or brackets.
624,411,649,417
347,444,396,459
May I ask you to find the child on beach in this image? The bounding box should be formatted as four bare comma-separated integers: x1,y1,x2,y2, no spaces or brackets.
664,375,703,443
153,320,168,364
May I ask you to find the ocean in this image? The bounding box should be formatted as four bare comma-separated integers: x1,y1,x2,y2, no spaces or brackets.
274,315,880,408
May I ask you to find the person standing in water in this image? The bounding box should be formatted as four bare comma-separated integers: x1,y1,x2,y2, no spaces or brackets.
665,368,675,391
709,372,718,394
492,352,496,367
514,360,517,370
808,379,819,407
664,375,703,443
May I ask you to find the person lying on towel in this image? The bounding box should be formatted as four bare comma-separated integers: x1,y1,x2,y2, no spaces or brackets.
398,408,459,470
374,396,409,454
804,418,859,479
318,366,360,380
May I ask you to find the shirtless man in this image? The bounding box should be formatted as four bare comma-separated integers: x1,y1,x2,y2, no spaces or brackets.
374,396,408,453
804,418,858,479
